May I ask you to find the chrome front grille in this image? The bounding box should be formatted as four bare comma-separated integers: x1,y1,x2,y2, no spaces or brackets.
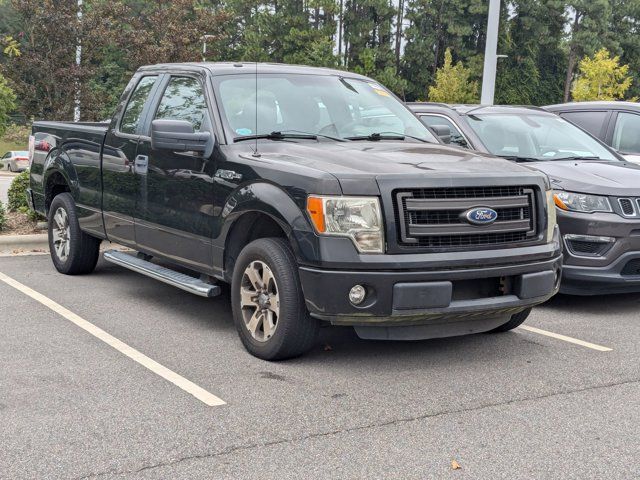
395,186,539,250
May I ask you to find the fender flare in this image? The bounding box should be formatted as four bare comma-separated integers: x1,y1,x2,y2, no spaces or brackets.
42,148,80,205
215,182,319,273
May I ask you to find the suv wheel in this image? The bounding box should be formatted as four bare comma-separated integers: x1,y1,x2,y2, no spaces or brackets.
48,193,101,275
490,308,532,333
231,238,319,360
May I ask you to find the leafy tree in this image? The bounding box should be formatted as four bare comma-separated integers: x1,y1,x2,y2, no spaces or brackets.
571,48,633,101
0,73,16,135
563,0,612,102
428,48,478,103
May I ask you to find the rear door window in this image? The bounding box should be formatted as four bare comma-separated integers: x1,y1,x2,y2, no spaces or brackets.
120,76,158,135
612,112,640,154
560,111,608,139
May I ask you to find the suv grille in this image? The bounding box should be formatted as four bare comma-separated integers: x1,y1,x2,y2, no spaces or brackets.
395,186,539,250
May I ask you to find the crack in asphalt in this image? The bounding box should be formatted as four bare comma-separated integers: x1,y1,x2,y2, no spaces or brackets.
74,377,639,479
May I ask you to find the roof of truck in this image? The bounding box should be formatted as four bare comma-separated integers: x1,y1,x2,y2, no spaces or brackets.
137,62,371,80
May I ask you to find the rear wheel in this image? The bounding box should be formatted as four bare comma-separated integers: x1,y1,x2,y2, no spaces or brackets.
490,308,532,333
48,193,101,275
231,238,319,360
8,163,13,172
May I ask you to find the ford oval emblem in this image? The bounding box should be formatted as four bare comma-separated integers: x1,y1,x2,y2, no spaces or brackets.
464,207,498,225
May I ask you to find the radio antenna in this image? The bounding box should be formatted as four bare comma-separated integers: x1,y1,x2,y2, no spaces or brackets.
252,61,260,158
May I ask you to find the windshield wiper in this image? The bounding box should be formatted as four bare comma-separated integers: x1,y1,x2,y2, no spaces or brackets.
275,129,347,142
499,155,541,163
345,132,428,143
234,131,318,143
549,156,602,161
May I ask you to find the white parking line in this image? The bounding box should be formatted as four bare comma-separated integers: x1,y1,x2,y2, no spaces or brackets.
0,271,226,406
519,325,612,352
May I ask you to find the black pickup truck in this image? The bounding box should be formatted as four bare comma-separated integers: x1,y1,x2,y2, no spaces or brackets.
28,63,562,360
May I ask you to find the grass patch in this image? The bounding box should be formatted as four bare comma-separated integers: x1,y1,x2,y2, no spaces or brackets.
0,138,26,155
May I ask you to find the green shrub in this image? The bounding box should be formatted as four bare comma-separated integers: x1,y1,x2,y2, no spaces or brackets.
0,200,6,231
7,169,30,212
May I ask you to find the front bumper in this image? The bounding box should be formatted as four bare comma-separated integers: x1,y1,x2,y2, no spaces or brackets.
557,210,640,295
298,224,562,340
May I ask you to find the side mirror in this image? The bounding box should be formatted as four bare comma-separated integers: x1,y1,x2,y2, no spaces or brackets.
429,124,452,144
151,119,212,154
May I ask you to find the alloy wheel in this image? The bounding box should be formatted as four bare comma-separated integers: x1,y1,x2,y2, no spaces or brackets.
240,260,280,342
51,207,71,262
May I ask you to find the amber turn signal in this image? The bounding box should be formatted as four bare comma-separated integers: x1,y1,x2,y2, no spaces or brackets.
553,193,568,211
306,196,326,233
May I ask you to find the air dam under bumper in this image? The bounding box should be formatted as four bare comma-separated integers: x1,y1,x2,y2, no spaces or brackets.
299,255,562,341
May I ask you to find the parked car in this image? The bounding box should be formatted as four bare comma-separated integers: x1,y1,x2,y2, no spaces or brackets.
409,102,640,295
1,150,29,172
27,64,561,360
544,101,640,165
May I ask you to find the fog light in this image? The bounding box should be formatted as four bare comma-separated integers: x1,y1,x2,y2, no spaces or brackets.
349,285,366,305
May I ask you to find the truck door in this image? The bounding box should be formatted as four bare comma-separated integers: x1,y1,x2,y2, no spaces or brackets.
134,74,217,271
102,74,160,247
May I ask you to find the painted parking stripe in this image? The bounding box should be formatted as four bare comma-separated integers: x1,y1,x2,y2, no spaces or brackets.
0,271,226,406
519,325,612,352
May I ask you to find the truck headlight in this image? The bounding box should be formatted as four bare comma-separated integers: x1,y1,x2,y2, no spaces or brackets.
553,191,612,213
307,196,384,253
546,190,557,242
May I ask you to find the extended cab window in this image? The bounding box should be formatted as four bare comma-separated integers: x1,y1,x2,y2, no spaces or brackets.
154,77,207,131
120,76,158,134
613,112,640,154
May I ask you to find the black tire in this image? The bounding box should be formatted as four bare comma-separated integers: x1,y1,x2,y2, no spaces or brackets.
48,193,101,275
231,237,319,360
8,163,13,172
490,308,532,333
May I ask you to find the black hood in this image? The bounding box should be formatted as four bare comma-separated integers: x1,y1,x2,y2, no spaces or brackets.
235,141,546,194
531,160,640,196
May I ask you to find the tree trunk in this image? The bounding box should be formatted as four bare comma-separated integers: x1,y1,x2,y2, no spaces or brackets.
563,12,582,102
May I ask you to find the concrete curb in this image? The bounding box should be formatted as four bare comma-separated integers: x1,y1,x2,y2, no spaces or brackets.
0,233,48,253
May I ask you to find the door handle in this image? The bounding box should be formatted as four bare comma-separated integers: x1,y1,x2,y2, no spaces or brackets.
134,155,148,175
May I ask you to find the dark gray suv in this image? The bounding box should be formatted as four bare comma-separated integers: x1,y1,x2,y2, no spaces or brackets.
410,103,640,295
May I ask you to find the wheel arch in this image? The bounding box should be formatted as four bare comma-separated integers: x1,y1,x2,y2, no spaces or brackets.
217,182,317,281
42,149,78,214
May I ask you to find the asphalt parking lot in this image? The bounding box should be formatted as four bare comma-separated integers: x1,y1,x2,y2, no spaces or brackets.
1,254,639,479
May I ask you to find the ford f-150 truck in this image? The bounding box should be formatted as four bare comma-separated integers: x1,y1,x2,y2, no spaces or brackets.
28,63,562,360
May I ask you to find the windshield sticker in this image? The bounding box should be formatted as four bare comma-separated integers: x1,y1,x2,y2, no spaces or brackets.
369,83,390,97
235,128,252,135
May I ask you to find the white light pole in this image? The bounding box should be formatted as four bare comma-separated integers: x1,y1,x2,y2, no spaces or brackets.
480,0,501,105
74,0,83,122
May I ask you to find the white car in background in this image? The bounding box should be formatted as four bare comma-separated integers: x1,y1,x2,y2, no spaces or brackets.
1,150,29,172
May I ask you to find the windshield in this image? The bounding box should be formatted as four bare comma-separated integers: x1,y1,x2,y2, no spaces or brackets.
466,113,618,161
213,74,437,143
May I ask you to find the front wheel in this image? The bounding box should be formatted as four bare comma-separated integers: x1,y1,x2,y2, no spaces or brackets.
48,193,101,275
231,238,319,360
490,308,532,333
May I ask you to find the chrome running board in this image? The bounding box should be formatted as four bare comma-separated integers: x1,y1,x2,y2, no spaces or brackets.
103,250,221,298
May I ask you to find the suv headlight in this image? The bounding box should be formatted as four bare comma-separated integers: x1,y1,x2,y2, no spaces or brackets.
307,196,384,253
546,190,557,242
553,191,612,213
